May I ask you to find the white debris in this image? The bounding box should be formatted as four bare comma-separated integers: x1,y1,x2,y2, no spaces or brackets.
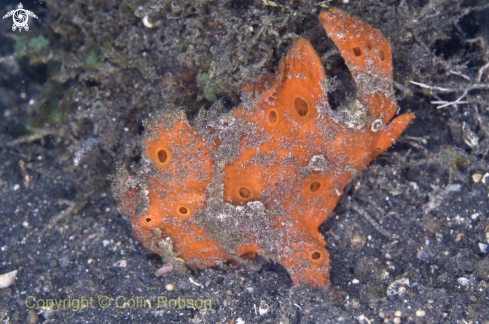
416,309,426,317
472,173,482,183
0,270,18,288
189,277,204,288
471,213,480,220
357,314,371,323
445,184,462,192
457,277,469,287
482,173,489,184
478,243,488,254
462,122,479,148
387,277,410,296
142,16,154,28
308,155,329,171
371,119,383,132
73,137,104,166
113,260,127,268
409,182,419,190
258,301,269,315
236,318,245,324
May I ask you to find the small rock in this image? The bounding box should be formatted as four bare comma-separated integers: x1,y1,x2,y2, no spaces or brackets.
155,263,173,277
482,173,489,184
113,259,127,268
41,308,54,320
416,309,426,317
474,258,489,280
258,301,269,315
387,277,410,296
457,277,470,287
472,173,482,183
479,243,488,254
0,270,17,289
455,233,464,242
27,309,38,324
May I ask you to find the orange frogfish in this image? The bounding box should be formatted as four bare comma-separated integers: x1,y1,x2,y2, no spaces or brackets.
116,8,414,286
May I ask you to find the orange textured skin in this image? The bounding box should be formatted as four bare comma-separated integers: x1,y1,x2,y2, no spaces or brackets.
117,8,414,286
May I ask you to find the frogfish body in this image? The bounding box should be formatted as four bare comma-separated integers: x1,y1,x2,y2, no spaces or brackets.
116,8,414,286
